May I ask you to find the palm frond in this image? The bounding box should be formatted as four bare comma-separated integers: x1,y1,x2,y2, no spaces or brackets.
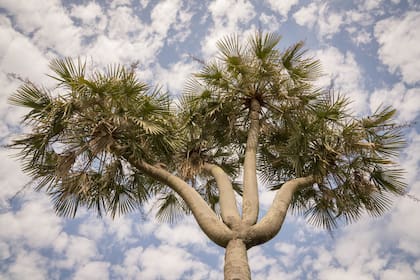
153,190,191,223
217,34,242,58
249,31,281,60
48,57,86,86
282,41,322,82
10,57,182,218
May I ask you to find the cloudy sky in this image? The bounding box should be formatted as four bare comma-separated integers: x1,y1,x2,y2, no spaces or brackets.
1,0,420,279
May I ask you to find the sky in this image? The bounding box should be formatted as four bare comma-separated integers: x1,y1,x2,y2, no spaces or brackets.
0,0,419,279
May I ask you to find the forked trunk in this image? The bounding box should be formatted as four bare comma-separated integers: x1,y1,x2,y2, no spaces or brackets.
224,239,251,280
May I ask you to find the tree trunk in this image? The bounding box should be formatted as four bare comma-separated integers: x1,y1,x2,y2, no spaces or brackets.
123,157,234,247
224,239,251,280
242,98,261,226
244,176,314,248
203,163,241,228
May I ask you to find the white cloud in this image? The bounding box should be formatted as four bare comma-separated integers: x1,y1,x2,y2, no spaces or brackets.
110,0,131,9
72,261,110,280
0,15,49,82
318,267,375,280
3,251,48,280
333,222,386,271
0,149,30,207
387,184,420,257
55,234,99,269
151,0,182,36
360,0,384,10
111,247,143,279
0,241,11,261
139,0,150,9
135,219,159,236
70,2,103,24
293,2,317,27
139,245,208,279
346,26,372,45
81,1,192,70
156,59,198,94
202,0,256,57
0,15,51,138
400,131,420,184
407,0,419,7
259,13,281,33
293,3,344,40
168,7,194,45
78,217,106,240
369,83,420,122
255,264,302,280
344,9,373,27
293,0,396,46
113,245,217,280
275,242,297,256
70,2,107,36
259,188,276,211
266,0,299,19
86,34,159,66
380,263,419,280
374,11,420,84
318,10,344,39
314,47,369,114
0,195,62,248
274,242,303,268
0,0,58,33
248,247,276,272
104,215,135,243
208,0,255,26
154,218,212,250
107,5,141,39
0,0,83,56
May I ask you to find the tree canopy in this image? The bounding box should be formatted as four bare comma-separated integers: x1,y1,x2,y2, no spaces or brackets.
9,31,406,233
9,31,409,280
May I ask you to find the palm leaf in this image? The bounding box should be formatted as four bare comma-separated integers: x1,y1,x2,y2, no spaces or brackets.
154,190,191,223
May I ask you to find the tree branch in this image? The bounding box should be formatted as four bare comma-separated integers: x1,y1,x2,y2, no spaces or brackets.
203,163,241,229
129,159,234,247
243,176,314,248
242,98,261,226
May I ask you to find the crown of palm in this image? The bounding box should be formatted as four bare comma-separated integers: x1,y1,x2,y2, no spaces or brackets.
10,32,406,230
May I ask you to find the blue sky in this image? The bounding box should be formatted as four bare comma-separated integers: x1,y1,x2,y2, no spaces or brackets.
0,0,419,279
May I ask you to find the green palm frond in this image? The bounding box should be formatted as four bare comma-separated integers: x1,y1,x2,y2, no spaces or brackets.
9,83,53,124
217,34,242,58
44,158,152,218
48,57,86,87
258,86,406,231
305,201,338,232
249,31,281,61
282,41,322,82
9,83,51,110
153,189,191,223
10,58,182,218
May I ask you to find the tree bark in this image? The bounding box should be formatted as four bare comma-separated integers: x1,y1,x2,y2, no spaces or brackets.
224,239,251,280
244,176,314,248
127,158,234,247
242,98,261,226
203,163,241,229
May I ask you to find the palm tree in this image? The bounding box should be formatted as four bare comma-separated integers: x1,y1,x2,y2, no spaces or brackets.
9,32,406,280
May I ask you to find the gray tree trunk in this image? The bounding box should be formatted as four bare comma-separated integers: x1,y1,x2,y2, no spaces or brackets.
224,239,251,280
